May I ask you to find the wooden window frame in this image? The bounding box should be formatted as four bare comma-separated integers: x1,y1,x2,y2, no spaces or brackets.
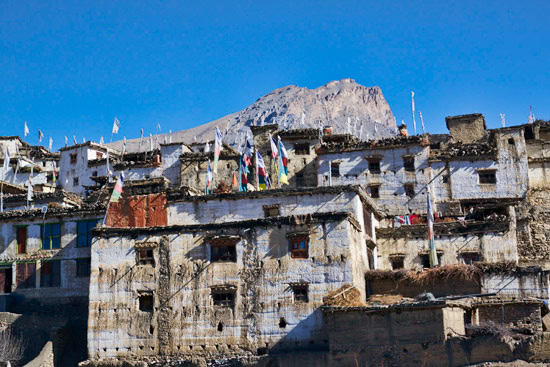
138,292,154,312
137,248,155,266
76,219,99,248
403,156,415,172
70,153,77,164
211,244,237,263
16,225,27,254
41,223,62,250
478,170,497,185
16,262,36,289
289,235,309,259
330,162,340,177
212,289,235,307
369,185,380,198
367,159,381,174
291,284,309,303
263,204,280,218
293,143,310,155
76,258,91,277
40,260,61,288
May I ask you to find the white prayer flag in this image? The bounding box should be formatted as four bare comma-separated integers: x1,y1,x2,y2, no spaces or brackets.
73,136,77,145
112,117,120,134
38,129,44,143
100,136,104,144
419,111,426,134
64,136,68,146
204,141,210,153
24,122,30,137
2,147,10,178
48,137,53,151
411,91,417,135
27,181,33,201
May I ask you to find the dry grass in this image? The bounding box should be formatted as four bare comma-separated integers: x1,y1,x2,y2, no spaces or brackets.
323,284,364,307
365,264,482,285
367,294,405,305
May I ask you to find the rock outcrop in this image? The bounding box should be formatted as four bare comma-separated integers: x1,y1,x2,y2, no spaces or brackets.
112,78,396,152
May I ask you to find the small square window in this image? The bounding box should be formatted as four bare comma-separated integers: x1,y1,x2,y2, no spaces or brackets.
291,284,309,303
76,258,91,277
73,177,79,186
70,153,77,164
404,184,415,198
212,290,235,307
403,156,415,172
211,244,236,262
391,258,404,270
461,252,480,265
442,175,450,184
420,254,443,268
330,162,340,177
479,171,497,184
139,294,154,312
40,260,61,288
294,143,310,155
137,249,155,266
263,205,280,218
289,236,309,259
369,185,380,198
368,160,381,174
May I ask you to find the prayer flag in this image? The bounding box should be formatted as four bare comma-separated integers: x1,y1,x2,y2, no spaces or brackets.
109,174,124,203
213,127,223,174
112,118,120,134
277,136,288,185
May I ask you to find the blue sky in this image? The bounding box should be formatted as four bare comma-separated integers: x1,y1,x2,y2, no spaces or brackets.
1,0,548,148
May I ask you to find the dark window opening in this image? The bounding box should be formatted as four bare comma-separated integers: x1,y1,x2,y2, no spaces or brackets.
461,252,481,265
73,177,79,186
211,244,237,262
77,219,99,247
368,160,381,174
404,184,415,198
420,254,443,268
391,258,404,270
330,162,340,177
16,262,36,289
508,138,515,145
289,236,309,259
263,205,280,217
295,173,305,187
479,171,497,184
367,248,375,270
279,318,287,328
525,126,535,140
40,260,61,288
217,322,224,332
212,290,235,307
369,185,380,198
294,143,310,155
403,156,415,172
139,294,154,312
442,175,450,184
70,153,77,164
137,248,155,266
76,258,91,277
0,267,12,293
41,223,61,249
291,284,309,303
92,171,98,177
16,226,27,254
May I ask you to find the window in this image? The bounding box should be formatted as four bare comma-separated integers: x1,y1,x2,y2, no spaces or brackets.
76,219,99,248
289,235,309,259
16,262,36,289
41,223,61,250
461,252,480,265
263,205,280,218
294,143,310,155
442,175,450,184
479,171,497,184
391,258,404,270
369,185,380,198
211,244,237,262
420,254,443,268
295,173,305,187
404,184,415,198
0,266,12,293
212,290,235,307
16,226,27,254
368,160,381,174
92,171,98,177
291,284,309,303
330,162,340,177
137,249,155,266
403,156,415,172
40,260,61,288
73,177,79,186
76,258,91,277
70,153,77,164
139,293,154,312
